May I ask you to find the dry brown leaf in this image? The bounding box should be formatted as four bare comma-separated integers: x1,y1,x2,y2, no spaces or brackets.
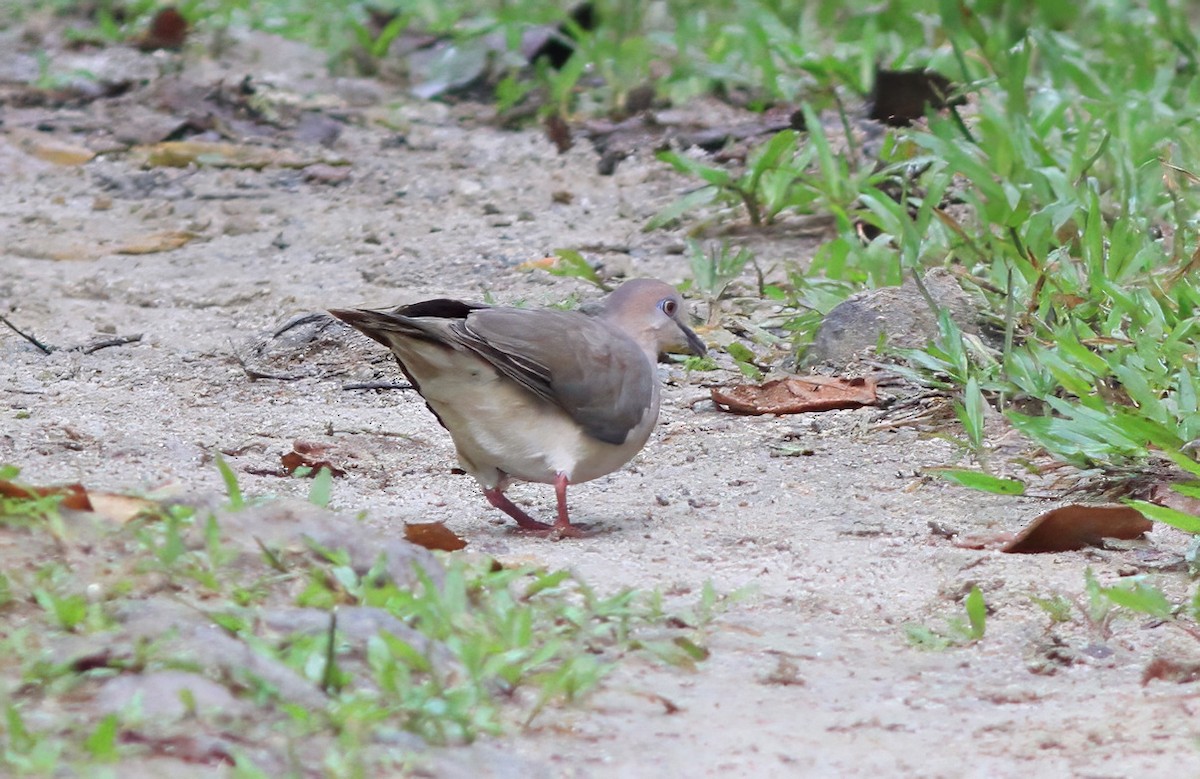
1142,656,1200,685
1051,293,1087,309
544,113,573,154
956,504,1152,553
138,141,346,170
116,230,197,255
0,480,92,511
87,492,159,524
281,441,348,477
9,130,96,166
1147,481,1200,516
516,256,558,272
134,7,188,51
404,522,468,551
711,376,878,415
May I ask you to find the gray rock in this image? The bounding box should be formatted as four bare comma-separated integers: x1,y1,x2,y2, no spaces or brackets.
216,499,443,589
804,268,982,368
260,605,453,670
94,670,243,720
114,600,330,710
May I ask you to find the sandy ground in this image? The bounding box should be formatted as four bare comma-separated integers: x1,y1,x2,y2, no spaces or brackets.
3,26,1200,778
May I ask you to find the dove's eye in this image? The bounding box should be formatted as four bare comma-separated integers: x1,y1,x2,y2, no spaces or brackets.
659,299,678,316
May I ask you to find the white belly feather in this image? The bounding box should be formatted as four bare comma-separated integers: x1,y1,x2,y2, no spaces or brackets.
398,342,659,489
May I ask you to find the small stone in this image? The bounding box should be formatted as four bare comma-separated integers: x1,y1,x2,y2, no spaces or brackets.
805,268,984,368
94,671,242,719
303,164,351,185
222,214,259,236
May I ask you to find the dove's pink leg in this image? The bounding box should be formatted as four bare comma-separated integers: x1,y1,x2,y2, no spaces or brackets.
552,472,585,538
481,475,585,538
484,488,552,531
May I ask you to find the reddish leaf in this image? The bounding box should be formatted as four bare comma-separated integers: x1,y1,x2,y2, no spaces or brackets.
281,441,347,477
404,522,468,551
544,113,573,154
135,7,189,51
1147,481,1200,516
1143,656,1200,685
711,376,878,415
0,480,92,511
957,504,1152,553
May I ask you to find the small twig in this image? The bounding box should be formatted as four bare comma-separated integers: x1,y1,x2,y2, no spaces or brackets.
229,343,305,382
220,442,269,456
947,104,976,144
830,89,859,170
242,367,305,381
326,428,427,443
321,609,339,694
0,314,54,354
273,312,332,339
909,267,945,323
341,381,413,391
1001,267,1015,392
77,334,143,354
255,536,288,573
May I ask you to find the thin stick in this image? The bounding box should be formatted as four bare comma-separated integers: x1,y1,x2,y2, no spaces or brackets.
229,344,305,382
341,381,413,391
78,334,143,354
0,314,53,354
273,312,331,338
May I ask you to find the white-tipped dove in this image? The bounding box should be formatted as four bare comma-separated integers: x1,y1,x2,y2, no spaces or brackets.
330,279,706,536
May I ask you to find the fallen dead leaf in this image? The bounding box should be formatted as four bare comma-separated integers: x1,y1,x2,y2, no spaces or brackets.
281,441,348,477
8,129,96,166
404,522,468,551
516,256,558,272
138,140,347,170
760,655,806,687
116,230,197,255
956,504,1152,553
87,492,160,524
1147,481,1200,516
134,6,189,51
0,479,92,511
544,113,573,154
711,376,878,415
1142,656,1200,685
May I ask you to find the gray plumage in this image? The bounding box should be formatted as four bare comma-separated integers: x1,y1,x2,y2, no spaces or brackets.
330,278,706,535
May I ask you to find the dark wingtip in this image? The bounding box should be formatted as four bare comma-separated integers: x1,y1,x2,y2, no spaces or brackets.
393,298,484,319
327,308,397,347
328,308,359,324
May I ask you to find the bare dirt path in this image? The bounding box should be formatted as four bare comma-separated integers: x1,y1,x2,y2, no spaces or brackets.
3,28,1199,778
